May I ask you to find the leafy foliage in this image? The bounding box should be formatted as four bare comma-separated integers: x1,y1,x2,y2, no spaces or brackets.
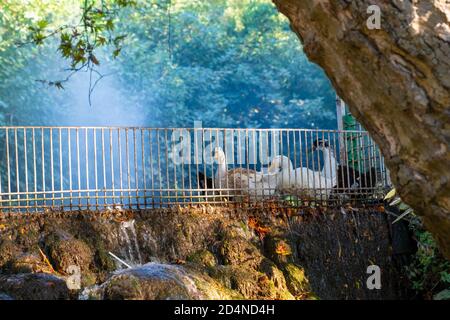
384,188,415,223
0,0,336,128
111,0,336,128
0,1,70,125
384,189,450,300
406,217,450,300
15,0,136,106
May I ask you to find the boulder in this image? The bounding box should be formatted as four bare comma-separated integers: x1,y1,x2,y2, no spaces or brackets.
0,273,69,300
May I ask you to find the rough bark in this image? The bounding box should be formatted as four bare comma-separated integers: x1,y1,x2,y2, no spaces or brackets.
273,0,450,258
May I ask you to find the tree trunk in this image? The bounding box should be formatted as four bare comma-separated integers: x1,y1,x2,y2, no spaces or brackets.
273,0,450,258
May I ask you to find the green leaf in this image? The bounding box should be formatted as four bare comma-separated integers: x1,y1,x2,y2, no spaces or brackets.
433,289,450,300
61,32,71,42
32,32,45,45
441,271,450,283
97,36,107,45
37,19,49,29
105,19,114,31
113,48,121,58
58,42,72,58
113,34,127,45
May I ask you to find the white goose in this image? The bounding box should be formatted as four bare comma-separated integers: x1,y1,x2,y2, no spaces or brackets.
268,155,334,199
213,147,277,200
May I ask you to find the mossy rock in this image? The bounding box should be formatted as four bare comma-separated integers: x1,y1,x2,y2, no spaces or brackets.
81,270,98,288
208,265,259,298
187,250,217,268
102,264,207,300
0,273,69,300
95,245,116,273
46,236,93,274
218,236,263,269
264,235,294,265
282,263,311,297
208,265,292,299
257,273,295,300
103,274,146,300
259,259,294,299
0,240,22,269
8,252,54,274
89,268,242,300
186,267,243,300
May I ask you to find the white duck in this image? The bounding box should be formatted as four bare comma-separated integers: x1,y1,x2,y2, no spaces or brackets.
213,147,277,200
267,155,334,199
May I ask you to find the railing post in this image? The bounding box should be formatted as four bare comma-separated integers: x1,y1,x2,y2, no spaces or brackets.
336,94,346,165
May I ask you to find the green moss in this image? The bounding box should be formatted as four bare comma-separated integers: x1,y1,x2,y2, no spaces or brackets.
190,273,243,300
218,236,262,269
282,263,311,297
81,271,98,288
208,265,260,298
103,274,143,300
271,281,295,300
187,250,217,268
95,246,116,272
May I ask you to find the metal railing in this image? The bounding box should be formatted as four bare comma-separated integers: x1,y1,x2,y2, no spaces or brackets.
0,127,391,211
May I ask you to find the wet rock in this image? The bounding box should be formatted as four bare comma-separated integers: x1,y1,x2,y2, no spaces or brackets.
135,210,221,262
79,285,103,300
0,273,69,300
99,263,237,300
103,273,149,300
207,264,291,299
0,292,13,300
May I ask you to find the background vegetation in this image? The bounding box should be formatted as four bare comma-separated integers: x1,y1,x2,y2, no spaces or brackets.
0,0,336,128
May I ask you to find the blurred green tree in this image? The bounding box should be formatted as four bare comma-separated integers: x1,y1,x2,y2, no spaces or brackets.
0,0,336,128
